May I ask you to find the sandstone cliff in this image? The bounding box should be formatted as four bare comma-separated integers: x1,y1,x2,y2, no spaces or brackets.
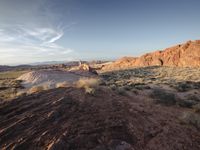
103,40,200,70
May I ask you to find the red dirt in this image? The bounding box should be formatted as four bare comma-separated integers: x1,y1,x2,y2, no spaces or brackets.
0,87,200,150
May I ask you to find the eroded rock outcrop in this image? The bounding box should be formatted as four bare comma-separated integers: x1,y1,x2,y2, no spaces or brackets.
103,40,200,70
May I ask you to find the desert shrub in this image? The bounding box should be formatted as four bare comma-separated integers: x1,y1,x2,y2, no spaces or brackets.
56,81,70,88
16,90,27,97
135,85,150,90
181,111,200,129
0,89,17,100
186,94,200,102
193,82,200,89
123,85,132,91
193,104,200,113
175,82,191,92
178,99,197,108
1,79,24,89
131,89,139,95
116,87,127,96
174,84,187,92
28,86,45,94
150,88,177,106
110,84,117,91
76,78,100,95
10,80,23,88
0,87,17,100
98,79,106,86
178,94,200,108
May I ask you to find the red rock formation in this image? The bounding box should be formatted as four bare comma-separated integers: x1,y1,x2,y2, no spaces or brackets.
103,40,200,70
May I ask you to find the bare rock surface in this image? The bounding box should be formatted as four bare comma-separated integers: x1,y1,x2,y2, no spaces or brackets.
0,87,200,149
103,40,200,70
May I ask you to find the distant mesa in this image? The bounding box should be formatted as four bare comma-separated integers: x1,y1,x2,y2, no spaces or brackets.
103,40,200,70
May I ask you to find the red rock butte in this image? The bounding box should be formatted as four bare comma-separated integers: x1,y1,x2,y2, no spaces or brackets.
103,40,200,70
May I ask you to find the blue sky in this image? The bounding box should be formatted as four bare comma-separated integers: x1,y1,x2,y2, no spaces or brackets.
0,0,200,65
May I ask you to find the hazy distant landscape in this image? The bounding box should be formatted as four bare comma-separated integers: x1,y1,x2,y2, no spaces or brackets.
1,0,200,150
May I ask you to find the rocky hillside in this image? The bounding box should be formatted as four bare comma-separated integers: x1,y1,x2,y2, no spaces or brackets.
103,40,200,70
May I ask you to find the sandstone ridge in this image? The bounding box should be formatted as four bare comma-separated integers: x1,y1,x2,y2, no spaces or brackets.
103,40,200,70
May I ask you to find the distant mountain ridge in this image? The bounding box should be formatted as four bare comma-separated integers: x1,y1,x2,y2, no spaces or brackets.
0,65,32,72
28,61,72,66
103,40,200,70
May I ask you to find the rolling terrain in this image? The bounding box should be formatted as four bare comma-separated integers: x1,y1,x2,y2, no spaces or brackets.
0,40,200,149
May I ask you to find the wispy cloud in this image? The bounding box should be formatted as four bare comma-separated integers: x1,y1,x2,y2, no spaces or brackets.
0,0,77,65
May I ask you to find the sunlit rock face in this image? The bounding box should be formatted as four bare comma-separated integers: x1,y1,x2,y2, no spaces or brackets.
103,40,200,71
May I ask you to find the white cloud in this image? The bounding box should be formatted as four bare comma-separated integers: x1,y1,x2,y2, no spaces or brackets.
0,43,75,65
0,0,77,65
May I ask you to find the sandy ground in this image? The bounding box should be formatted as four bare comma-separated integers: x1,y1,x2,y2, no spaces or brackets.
17,69,97,88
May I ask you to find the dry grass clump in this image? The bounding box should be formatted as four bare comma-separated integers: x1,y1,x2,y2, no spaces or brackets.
181,111,200,129
28,83,53,94
0,79,24,100
9,80,23,88
0,80,23,89
193,104,200,113
150,88,177,106
16,90,27,97
0,89,17,100
76,78,101,94
76,78,100,88
56,81,70,88
28,86,45,94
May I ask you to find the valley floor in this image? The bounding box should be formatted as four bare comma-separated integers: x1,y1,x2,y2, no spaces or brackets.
0,66,200,149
